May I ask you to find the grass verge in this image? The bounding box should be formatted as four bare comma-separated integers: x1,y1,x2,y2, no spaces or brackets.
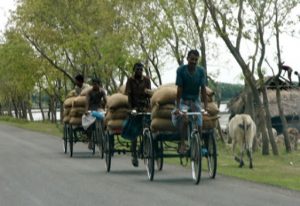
0,116,63,137
165,142,300,191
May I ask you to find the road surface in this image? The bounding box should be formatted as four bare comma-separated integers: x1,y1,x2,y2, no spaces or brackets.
0,124,299,206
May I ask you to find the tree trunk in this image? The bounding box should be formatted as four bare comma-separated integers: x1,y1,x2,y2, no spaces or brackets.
12,99,19,119
27,94,34,121
21,100,28,120
261,87,279,155
38,87,45,121
276,86,292,152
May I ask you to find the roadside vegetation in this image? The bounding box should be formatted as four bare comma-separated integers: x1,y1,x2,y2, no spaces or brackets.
0,116,62,137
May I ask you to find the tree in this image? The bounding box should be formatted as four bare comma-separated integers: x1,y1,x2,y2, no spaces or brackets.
204,0,271,154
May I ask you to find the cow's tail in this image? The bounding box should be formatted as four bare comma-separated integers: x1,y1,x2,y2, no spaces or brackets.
238,118,247,149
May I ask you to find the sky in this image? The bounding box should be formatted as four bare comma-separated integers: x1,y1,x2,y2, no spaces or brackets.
0,0,15,34
1,0,300,85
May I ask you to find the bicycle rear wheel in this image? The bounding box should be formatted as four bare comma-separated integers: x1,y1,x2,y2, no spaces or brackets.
143,129,154,181
206,132,217,178
69,127,74,157
155,140,163,171
91,129,96,155
63,124,68,154
190,131,202,184
104,131,112,172
97,122,104,159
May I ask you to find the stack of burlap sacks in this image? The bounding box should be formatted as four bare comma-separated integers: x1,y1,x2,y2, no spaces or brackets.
203,88,219,129
105,93,129,131
62,87,92,126
63,90,76,124
150,85,177,132
150,85,219,132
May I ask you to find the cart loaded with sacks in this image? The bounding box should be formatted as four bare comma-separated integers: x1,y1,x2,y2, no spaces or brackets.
103,92,152,172
62,88,105,158
143,85,219,184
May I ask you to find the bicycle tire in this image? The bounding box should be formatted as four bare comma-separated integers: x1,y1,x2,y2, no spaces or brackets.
206,131,217,178
190,131,202,184
143,129,154,181
104,131,112,172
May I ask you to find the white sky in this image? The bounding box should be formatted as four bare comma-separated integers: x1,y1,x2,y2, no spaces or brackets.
0,0,15,34
1,0,300,84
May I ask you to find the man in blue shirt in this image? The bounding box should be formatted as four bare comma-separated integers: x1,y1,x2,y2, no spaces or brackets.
173,49,207,154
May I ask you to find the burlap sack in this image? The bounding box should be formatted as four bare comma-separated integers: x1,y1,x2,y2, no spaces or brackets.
151,118,177,132
106,109,129,120
206,102,219,116
63,116,70,123
107,119,124,129
202,114,219,129
207,95,213,103
206,87,214,97
80,86,93,96
151,104,174,119
118,85,126,95
66,90,77,98
70,107,86,117
63,108,71,117
73,96,87,107
64,97,76,108
151,86,177,107
69,117,82,125
106,93,129,109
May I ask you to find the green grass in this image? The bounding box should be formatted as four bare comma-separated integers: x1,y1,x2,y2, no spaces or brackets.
1,116,299,191
216,143,300,191
0,116,63,137
165,142,300,191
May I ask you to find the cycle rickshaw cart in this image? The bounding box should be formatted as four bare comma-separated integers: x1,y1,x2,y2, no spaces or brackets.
63,115,105,158
103,109,153,172
143,111,218,184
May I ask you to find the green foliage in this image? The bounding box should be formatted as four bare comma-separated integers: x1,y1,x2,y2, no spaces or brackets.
218,82,244,101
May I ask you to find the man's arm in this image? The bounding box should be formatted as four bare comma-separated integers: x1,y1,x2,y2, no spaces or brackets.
125,79,133,108
103,93,107,107
201,86,207,111
176,86,183,110
85,91,91,114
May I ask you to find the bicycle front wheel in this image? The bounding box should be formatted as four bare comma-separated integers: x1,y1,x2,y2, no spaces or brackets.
206,131,217,178
69,128,74,157
97,122,104,159
143,129,154,181
63,124,68,154
190,131,202,184
155,140,163,171
104,131,112,172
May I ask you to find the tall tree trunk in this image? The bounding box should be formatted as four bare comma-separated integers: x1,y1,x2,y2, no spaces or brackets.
276,86,291,152
8,102,13,116
274,0,292,153
27,94,34,121
261,88,278,155
12,99,19,119
21,100,27,120
38,86,45,121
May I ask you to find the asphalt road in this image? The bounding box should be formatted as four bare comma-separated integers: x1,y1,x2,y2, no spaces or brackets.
0,124,299,206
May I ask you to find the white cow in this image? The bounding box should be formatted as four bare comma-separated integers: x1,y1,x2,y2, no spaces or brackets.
228,114,256,169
